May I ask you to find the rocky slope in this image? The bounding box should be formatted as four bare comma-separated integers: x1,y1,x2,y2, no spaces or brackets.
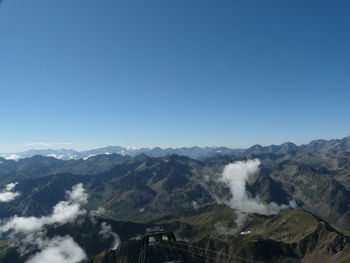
90,206,350,263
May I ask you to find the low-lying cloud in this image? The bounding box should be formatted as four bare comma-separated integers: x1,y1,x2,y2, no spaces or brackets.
25,235,86,263
0,183,87,234
1,184,88,263
99,222,120,250
3,154,21,160
0,182,21,202
1,183,122,262
220,159,294,215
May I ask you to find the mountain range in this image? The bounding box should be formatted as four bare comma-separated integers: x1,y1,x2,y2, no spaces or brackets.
1,135,349,161
0,146,242,161
0,135,349,262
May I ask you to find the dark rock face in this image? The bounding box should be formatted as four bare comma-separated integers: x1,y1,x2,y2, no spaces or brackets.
247,172,292,205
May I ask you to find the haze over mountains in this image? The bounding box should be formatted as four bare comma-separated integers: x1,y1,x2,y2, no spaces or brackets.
0,146,241,161
2,135,349,161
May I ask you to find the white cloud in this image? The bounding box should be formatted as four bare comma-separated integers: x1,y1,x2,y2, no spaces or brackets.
4,154,21,160
89,207,105,217
6,183,17,191
25,235,86,263
0,184,87,234
191,201,199,210
1,183,122,262
0,192,21,202
1,184,89,263
99,222,120,250
0,182,21,202
220,159,293,215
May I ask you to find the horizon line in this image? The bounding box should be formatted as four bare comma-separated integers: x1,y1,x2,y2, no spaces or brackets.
1,134,349,154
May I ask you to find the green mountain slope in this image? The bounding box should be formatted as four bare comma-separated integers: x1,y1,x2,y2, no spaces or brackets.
90,205,350,263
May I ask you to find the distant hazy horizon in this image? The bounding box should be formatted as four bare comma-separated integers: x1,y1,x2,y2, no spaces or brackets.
1,133,349,154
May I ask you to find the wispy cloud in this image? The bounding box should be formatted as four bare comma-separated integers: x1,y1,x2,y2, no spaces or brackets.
0,184,87,234
25,142,74,148
1,184,88,263
1,183,120,262
0,183,21,202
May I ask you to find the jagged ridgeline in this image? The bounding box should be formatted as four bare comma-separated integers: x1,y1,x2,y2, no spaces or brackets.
0,136,349,262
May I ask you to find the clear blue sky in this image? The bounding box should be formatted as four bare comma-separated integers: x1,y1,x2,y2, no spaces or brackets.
0,0,349,152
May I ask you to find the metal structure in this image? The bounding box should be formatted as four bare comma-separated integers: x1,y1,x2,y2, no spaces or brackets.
137,231,262,263
138,231,182,263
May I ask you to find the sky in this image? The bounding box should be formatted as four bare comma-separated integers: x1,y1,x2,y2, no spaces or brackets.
0,0,349,152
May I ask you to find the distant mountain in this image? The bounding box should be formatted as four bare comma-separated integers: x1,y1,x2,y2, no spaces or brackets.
244,142,300,155
1,135,349,161
244,136,350,155
0,146,243,161
301,136,350,153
